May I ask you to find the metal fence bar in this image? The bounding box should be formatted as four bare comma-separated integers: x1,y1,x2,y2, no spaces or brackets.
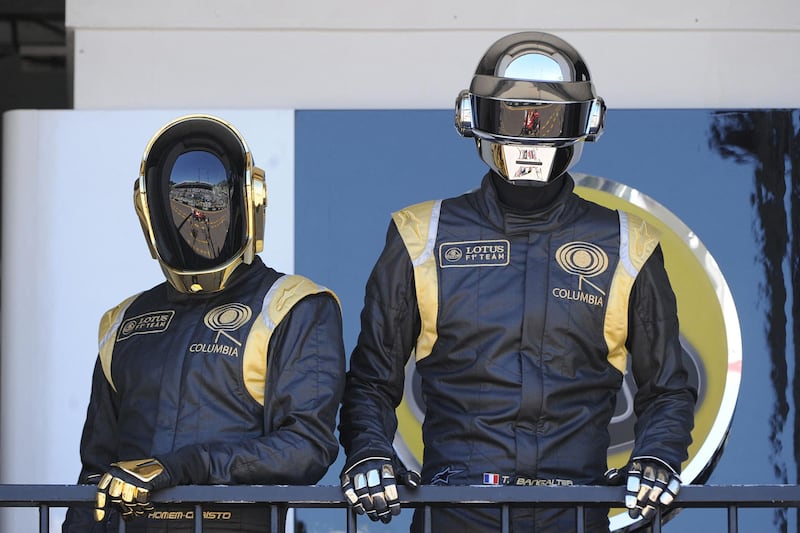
346,506,356,533
4,484,800,507
270,504,280,532
194,503,202,533
2,484,800,532
38,503,48,532
728,504,738,533
652,507,662,533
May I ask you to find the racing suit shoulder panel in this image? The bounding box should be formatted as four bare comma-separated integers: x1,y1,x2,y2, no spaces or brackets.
267,274,341,322
619,210,661,274
391,200,442,361
242,274,339,405
603,211,663,374
98,293,141,393
391,199,442,264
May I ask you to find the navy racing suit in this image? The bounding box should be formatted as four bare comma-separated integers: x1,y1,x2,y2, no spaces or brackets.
64,256,346,532
339,173,696,532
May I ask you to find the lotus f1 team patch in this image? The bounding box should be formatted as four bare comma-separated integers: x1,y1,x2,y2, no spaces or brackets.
439,239,510,268
117,310,175,341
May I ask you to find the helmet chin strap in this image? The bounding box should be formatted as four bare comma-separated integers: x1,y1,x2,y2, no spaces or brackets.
501,144,557,184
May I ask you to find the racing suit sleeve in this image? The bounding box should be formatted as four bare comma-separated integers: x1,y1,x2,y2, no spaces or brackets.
338,221,421,469
155,292,346,486
626,244,697,472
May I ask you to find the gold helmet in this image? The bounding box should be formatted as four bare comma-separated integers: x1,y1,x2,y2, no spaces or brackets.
134,114,267,293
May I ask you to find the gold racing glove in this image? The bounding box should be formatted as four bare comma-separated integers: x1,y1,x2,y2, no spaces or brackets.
95,458,173,522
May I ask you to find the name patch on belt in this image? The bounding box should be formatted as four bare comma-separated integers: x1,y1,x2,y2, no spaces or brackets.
439,240,510,267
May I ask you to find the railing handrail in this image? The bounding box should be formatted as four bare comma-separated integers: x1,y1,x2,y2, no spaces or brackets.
1,484,799,508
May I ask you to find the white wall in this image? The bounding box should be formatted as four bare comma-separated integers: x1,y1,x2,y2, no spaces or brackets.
65,0,800,109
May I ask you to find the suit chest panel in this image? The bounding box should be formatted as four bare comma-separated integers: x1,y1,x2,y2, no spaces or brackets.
109,290,269,440
431,210,623,367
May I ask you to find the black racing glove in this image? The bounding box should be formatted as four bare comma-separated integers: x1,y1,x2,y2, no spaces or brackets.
605,456,681,520
95,458,173,522
341,457,421,523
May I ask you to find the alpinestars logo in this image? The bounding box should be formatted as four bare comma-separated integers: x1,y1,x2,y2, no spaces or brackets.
188,303,252,358
553,241,608,306
431,466,463,486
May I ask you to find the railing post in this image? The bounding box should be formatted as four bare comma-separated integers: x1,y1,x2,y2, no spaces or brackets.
652,507,662,533
270,504,280,532
728,505,738,533
38,504,49,533
346,505,357,533
194,503,203,533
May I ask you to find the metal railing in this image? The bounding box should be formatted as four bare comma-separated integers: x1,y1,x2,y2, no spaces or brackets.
1,484,799,532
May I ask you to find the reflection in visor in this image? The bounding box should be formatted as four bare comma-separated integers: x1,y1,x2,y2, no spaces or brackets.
472,96,594,143
168,150,232,263
145,129,247,272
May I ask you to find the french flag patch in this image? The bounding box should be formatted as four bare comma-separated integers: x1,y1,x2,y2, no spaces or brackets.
483,473,500,485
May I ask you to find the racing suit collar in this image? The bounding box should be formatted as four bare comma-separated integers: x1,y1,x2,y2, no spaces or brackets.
479,171,580,235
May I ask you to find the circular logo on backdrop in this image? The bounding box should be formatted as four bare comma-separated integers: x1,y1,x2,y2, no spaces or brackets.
392,174,742,532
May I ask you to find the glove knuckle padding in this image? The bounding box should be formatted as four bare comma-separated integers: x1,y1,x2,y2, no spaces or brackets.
366,469,382,490
624,458,682,520
341,457,408,523
660,475,681,506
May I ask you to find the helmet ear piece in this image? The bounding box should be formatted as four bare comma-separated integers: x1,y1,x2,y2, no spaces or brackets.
454,90,474,138
250,166,267,255
133,177,158,260
585,97,606,142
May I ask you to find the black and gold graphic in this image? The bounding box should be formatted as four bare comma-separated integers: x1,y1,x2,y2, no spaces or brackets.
555,241,609,294
203,303,252,345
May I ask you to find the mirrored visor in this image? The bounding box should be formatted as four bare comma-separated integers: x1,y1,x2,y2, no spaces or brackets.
471,95,595,144
145,138,247,271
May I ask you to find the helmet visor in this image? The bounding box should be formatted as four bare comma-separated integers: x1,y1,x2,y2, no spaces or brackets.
144,121,248,271
471,95,596,145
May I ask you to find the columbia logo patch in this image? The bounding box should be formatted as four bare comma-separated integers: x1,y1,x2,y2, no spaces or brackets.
439,240,510,267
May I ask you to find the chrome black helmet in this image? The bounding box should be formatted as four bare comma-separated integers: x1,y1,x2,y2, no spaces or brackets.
455,32,605,183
